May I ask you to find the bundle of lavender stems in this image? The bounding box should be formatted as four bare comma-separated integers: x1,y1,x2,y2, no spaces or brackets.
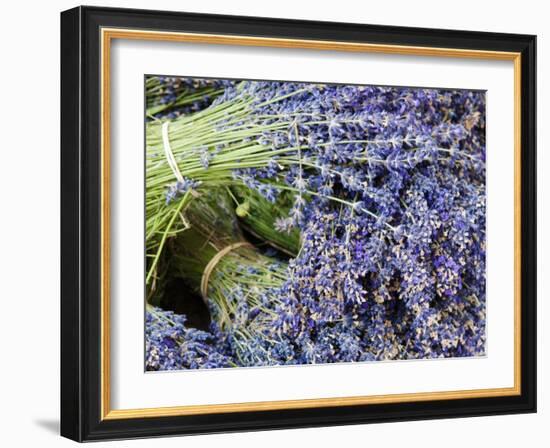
145,76,486,370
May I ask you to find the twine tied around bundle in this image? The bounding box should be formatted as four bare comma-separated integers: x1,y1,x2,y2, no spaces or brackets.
200,242,253,301
162,122,252,302
161,121,184,183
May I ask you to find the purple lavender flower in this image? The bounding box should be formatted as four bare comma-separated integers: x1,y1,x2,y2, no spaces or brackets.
146,77,487,369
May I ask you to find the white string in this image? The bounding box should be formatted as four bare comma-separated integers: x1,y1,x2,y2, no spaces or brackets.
162,121,184,183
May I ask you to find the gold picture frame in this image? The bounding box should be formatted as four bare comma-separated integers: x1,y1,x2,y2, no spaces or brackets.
61,6,536,441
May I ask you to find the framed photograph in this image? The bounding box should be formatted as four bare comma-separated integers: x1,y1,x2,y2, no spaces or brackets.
60,6,537,442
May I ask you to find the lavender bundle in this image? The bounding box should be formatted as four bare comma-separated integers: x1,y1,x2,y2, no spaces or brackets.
145,80,301,287
231,85,486,361
145,80,350,288
146,76,228,119
165,190,291,366
145,304,233,370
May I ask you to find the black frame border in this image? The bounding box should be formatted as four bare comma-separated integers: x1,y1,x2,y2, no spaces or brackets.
61,5,536,442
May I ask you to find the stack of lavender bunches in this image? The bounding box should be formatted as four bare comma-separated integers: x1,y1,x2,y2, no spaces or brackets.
145,75,486,371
